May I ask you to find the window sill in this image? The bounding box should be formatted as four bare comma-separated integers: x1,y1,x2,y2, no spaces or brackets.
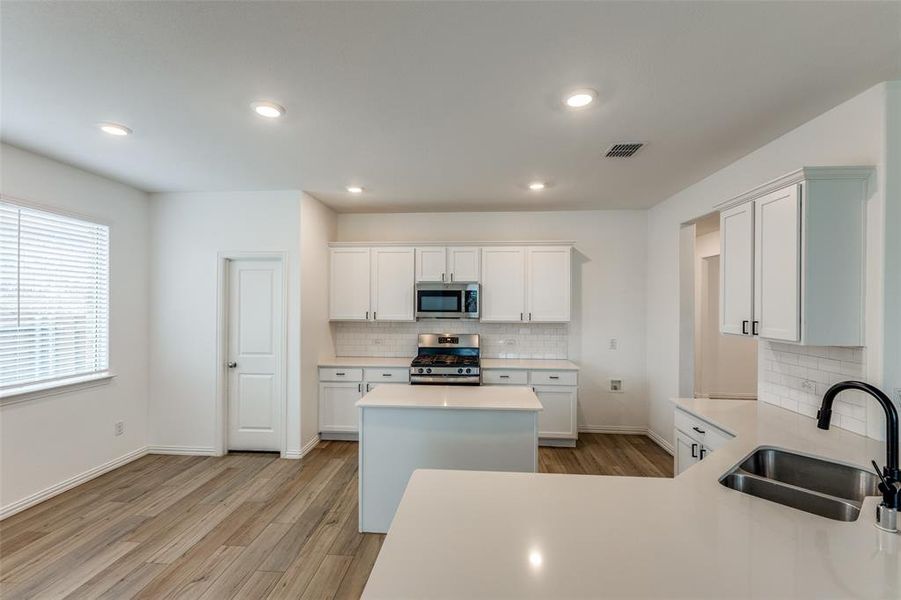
0,372,116,406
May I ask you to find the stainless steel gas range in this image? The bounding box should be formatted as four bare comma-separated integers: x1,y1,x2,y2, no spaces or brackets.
409,334,481,385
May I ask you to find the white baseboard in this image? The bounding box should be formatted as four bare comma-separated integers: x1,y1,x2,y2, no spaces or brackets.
0,446,148,521
578,425,675,456
578,425,647,435
646,428,675,456
147,445,217,456
284,435,320,459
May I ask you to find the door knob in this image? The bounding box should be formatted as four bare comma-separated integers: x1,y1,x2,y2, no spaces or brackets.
227,362,238,369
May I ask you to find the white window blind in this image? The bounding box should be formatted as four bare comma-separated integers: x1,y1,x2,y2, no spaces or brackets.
1,201,110,390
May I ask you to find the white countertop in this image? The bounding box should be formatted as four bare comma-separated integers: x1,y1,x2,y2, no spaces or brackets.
362,398,898,599
357,384,543,411
319,356,578,370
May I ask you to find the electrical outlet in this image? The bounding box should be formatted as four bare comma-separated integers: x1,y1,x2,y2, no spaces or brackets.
609,378,623,393
609,338,617,350
801,379,817,394
114,421,124,436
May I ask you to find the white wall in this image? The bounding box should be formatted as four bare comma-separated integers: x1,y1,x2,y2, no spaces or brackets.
0,144,150,515
300,194,337,452
337,210,648,432
883,82,901,409
646,82,891,446
148,191,302,455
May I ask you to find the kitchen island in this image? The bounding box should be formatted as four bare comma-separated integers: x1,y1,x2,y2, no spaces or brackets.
362,398,897,599
357,384,542,534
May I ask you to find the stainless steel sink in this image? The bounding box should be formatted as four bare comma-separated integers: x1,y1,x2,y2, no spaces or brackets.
720,447,880,521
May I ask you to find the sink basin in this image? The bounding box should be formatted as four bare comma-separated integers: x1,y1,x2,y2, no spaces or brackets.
720,447,880,521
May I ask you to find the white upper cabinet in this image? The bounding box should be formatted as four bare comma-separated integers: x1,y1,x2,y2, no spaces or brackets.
329,248,371,320
481,245,571,323
754,185,801,342
371,247,415,321
415,247,447,282
447,247,480,282
526,246,571,322
481,247,526,322
717,167,870,346
415,246,480,282
719,202,755,335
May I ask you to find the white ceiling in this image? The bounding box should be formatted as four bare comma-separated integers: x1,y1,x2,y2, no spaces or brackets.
2,1,899,213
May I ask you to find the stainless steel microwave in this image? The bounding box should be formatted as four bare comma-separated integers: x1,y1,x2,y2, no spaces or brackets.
415,283,480,319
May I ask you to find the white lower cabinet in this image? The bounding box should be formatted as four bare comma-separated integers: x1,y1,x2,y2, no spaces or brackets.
482,368,578,446
673,406,734,475
319,381,363,437
319,367,410,439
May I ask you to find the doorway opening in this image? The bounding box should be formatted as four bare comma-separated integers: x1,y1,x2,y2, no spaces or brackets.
692,213,757,399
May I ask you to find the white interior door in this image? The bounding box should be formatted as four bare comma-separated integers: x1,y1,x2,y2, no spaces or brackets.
227,258,283,452
526,246,571,322
415,247,447,282
755,185,801,342
719,203,754,336
371,247,415,321
481,247,525,322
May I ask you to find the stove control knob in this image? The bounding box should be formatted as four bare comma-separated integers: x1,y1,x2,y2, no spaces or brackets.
457,368,464,374
426,368,432,374
417,368,424,374
465,368,472,374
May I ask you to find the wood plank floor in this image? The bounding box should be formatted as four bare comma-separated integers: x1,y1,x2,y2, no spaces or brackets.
0,434,672,599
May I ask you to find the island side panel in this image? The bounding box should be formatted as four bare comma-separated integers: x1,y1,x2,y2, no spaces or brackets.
359,406,538,534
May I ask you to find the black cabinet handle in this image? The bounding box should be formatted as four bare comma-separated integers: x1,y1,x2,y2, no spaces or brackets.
499,375,510,379
692,426,706,434
691,443,698,458
549,376,560,380
752,320,759,336
700,447,707,460
336,372,345,376
382,373,392,377
742,320,749,335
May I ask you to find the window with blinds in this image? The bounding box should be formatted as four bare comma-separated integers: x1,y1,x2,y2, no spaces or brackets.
1,200,110,391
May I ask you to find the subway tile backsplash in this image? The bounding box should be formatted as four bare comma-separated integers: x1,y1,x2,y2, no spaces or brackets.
758,341,868,435
335,321,568,360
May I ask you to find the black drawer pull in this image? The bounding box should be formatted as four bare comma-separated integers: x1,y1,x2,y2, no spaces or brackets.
336,372,345,376
382,373,392,377
549,376,560,380
742,320,749,335
691,443,698,458
499,375,510,379
692,426,706,434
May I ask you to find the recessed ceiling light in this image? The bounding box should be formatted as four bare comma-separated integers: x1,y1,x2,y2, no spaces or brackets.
528,182,546,191
252,101,286,118
564,89,597,109
346,186,364,194
98,122,132,136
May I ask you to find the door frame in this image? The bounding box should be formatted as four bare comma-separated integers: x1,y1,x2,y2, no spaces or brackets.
215,251,289,457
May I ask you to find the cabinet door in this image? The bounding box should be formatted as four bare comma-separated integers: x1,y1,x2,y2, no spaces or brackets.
447,247,480,282
674,429,701,475
719,203,754,335
526,246,571,322
329,248,371,320
534,386,577,439
371,247,415,321
755,185,800,342
319,382,363,432
481,247,526,322
415,247,447,282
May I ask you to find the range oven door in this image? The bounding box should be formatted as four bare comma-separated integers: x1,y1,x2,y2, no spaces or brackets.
415,284,479,319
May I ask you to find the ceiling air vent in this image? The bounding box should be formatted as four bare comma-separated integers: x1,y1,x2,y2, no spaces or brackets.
605,143,643,158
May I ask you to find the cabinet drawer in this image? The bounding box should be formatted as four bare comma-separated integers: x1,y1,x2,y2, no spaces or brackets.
482,370,528,385
363,368,410,383
674,408,733,449
530,370,577,386
319,367,363,382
